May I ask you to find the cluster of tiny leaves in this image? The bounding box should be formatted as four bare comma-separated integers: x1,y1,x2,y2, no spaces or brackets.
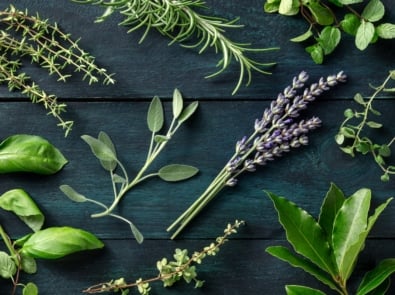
82,220,245,294
264,0,395,64
60,89,199,244
0,5,115,136
71,0,278,95
335,70,395,181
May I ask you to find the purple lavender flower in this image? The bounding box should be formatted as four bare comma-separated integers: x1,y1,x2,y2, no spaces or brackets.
167,71,347,239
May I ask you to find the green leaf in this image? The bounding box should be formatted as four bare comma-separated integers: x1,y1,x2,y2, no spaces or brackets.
21,226,104,259
378,145,391,157
147,96,164,133
366,121,383,128
129,222,144,244
0,189,44,232
20,252,37,274
264,0,281,13
355,141,371,154
59,185,87,203
340,126,356,138
266,192,336,276
318,26,341,55
154,134,169,143
81,134,118,163
355,21,375,50
341,14,361,36
0,134,68,175
357,258,395,295
285,285,327,295
158,164,199,182
366,197,392,234
290,26,313,42
279,0,299,16
354,93,366,105
344,108,355,118
178,101,199,124
23,282,38,295
318,183,345,239
172,88,183,119
376,23,395,39
98,131,117,171
306,44,324,64
339,0,364,4
266,246,339,291
0,251,16,279
335,134,345,145
362,0,385,23
340,146,355,156
332,188,371,280
307,3,334,26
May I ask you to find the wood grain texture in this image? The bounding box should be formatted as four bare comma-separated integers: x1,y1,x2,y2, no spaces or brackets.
0,0,395,294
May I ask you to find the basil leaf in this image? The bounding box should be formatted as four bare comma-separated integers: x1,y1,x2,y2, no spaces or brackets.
0,189,44,232
158,164,199,182
0,134,67,174
0,251,16,279
21,226,104,259
147,96,164,132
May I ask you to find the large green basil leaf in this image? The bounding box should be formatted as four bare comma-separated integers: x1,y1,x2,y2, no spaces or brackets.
0,134,67,174
21,226,104,259
0,189,44,232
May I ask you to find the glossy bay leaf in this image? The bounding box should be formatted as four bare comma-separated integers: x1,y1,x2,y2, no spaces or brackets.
357,258,395,295
21,226,104,259
0,189,44,232
285,285,327,295
267,192,336,276
0,134,67,175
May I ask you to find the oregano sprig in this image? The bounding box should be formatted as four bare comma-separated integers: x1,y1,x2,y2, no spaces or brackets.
264,0,395,64
335,70,395,181
0,5,115,136
60,89,199,244
82,220,245,294
70,0,278,94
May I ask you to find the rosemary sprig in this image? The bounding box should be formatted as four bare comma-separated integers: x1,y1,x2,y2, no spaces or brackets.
0,5,115,136
71,0,278,94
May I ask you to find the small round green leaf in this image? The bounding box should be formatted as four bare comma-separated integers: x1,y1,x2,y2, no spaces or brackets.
362,0,385,23
378,144,391,157
366,121,383,128
0,251,16,279
307,3,334,26
306,44,324,64
279,0,299,16
355,20,375,50
335,134,345,145
23,282,38,295
341,13,361,36
158,164,199,182
318,26,341,55
376,23,395,39
20,253,37,274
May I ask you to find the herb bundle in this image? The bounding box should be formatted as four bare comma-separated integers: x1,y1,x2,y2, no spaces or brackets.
61,89,199,244
71,0,277,94
83,220,244,294
0,188,104,295
167,71,347,239
264,0,395,64
0,5,115,136
335,70,395,181
266,183,395,295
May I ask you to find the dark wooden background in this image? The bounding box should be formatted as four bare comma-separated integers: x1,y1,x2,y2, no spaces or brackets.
1,0,395,294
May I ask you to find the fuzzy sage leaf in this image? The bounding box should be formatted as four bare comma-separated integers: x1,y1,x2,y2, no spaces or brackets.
81,134,118,163
147,96,164,133
158,164,199,182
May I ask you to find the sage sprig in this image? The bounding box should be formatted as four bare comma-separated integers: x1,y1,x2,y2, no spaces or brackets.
71,0,277,94
61,89,199,244
0,5,115,136
0,189,104,295
264,0,395,64
167,71,347,239
82,220,245,294
266,183,395,295
335,70,395,181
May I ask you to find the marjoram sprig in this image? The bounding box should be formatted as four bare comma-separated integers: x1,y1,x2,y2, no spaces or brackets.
167,71,347,239
71,0,277,94
83,220,245,294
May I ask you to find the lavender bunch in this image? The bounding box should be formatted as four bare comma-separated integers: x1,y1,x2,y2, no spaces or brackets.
167,71,347,239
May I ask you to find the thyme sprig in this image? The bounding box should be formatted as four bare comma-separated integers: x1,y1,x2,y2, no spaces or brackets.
335,70,395,182
0,5,115,136
83,220,245,294
71,0,277,94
